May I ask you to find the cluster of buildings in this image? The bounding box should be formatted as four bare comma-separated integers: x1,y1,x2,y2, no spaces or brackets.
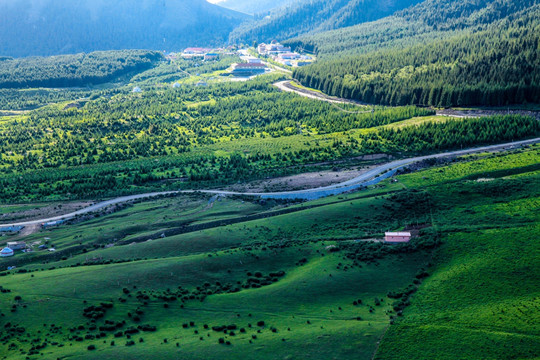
0,221,65,259
0,241,27,258
257,41,292,56
165,47,236,61
0,226,25,258
180,48,220,61
257,40,314,67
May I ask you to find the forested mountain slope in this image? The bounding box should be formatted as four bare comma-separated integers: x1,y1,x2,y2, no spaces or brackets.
229,0,422,44
292,0,540,107
0,0,249,57
210,0,295,15
286,0,539,57
0,51,162,88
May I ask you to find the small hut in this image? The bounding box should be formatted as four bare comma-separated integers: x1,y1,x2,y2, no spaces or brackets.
0,247,14,257
6,242,26,251
384,232,412,243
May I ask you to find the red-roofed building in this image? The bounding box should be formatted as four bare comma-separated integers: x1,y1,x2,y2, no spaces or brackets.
384,232,413,243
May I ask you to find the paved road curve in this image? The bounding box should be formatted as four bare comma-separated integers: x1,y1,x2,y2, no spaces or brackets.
1,138,538,228
274,80,540,119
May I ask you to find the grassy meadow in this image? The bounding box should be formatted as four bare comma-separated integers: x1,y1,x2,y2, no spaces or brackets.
0,144,538,359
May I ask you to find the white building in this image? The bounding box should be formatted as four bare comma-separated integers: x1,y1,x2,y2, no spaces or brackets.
6,242,26,251
246,57,262,64
0,247,14,257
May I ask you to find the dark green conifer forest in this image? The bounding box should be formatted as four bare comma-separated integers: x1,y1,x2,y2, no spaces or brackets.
291,1,540,107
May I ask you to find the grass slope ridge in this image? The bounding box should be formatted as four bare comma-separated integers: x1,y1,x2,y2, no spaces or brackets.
292,1,540,107
376,227,540,359
0,0,249,57
374,146,540,359
229,0,422,44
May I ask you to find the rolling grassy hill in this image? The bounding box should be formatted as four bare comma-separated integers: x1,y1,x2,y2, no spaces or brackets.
0,0,249,57
0,143,538,359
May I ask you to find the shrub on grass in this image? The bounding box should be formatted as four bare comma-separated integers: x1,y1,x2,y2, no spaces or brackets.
138,324,156,332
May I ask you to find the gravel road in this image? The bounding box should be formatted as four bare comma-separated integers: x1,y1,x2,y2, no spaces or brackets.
2,138,537,228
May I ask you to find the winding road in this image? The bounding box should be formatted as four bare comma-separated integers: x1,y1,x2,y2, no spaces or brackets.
1,138,538,228
274,80,540,119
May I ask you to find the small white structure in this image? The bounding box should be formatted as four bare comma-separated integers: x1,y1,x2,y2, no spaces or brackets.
0,247,14,257
278,53,300,60
246,57,262,64
7,242,26,251
172,83,181,88
42,220,64,228
132,87,142,93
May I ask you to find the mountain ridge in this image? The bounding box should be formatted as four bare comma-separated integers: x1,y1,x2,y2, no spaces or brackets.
209,0,296,15
229,0,423,44
0,0,250,57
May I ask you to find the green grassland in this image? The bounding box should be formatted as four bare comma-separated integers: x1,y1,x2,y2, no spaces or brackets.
0,145,538,359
